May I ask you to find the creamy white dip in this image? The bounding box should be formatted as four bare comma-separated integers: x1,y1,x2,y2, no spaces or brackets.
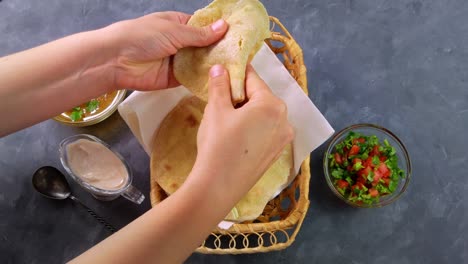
66,139,128,190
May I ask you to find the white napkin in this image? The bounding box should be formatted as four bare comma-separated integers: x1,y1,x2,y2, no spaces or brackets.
118,43,334,228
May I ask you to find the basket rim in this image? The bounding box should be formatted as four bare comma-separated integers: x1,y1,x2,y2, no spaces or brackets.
196,157,311,254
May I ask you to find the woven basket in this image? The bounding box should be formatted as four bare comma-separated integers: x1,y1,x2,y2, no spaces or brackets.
150,16,310,254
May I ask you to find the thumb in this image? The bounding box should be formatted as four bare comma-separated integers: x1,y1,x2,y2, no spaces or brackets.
176,19,228,48
208,65,233,108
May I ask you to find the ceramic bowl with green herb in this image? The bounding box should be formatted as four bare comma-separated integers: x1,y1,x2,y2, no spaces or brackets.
323,124,411,208
53,90,126,127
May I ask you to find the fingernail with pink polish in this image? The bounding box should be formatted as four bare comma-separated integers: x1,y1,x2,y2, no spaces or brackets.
211,19,225,33
210,65,225,78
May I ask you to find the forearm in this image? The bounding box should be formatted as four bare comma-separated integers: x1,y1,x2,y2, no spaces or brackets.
0,28,116,136
70,167,234,264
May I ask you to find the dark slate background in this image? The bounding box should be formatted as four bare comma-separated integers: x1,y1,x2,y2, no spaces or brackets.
1,0,467,263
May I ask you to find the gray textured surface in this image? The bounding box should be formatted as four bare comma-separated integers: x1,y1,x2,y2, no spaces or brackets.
1,0,467,263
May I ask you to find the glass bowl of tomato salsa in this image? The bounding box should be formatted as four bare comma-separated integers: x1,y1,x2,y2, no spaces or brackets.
323,123,411,208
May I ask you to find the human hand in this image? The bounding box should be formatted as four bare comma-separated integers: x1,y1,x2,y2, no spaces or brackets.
192,65,295,205
104,12,228,91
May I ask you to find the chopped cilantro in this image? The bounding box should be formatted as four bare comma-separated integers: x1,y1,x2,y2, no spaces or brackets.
372,156,380,165
70,110,83,121
389,180,398,192
331,169,344,179
367,171,374,182
69,99,100,122
353,161,364,171
86,99,99,113
337,188,346,196
384,139,390,147
360,152,369,160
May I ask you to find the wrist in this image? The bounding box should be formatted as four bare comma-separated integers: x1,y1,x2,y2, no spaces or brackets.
81,25,123,94
180,171,234,223
187,158,239,210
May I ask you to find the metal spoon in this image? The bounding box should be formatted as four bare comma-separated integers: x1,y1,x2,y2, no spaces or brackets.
32,166,117,233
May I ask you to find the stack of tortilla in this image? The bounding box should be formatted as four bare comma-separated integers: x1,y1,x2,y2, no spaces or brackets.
150,96,294,221
151,0,294,222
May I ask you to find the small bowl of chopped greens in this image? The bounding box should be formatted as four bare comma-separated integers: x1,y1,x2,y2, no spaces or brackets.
323,123,411,208
53,90,126,127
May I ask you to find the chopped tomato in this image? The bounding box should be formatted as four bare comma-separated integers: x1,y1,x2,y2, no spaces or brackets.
373,170,383,185
352,158,362,165
379,156,387,162
347,165,353,172
352,182,365,192
335,153,343,165
383,178,391,186
378,163,391,178
363,157,374,168
337,180,349,189
383,170,391,178
352,138,366,144
357,166,372,179
357,174,366,183
370,145,380,156
369,188,379,197
342,152,348,162
357,168,370,183
349,145,360,156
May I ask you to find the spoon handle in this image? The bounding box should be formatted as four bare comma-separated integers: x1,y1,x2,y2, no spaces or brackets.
70,196,117,233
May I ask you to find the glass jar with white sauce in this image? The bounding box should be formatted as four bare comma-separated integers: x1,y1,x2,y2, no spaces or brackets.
59,134,145,204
